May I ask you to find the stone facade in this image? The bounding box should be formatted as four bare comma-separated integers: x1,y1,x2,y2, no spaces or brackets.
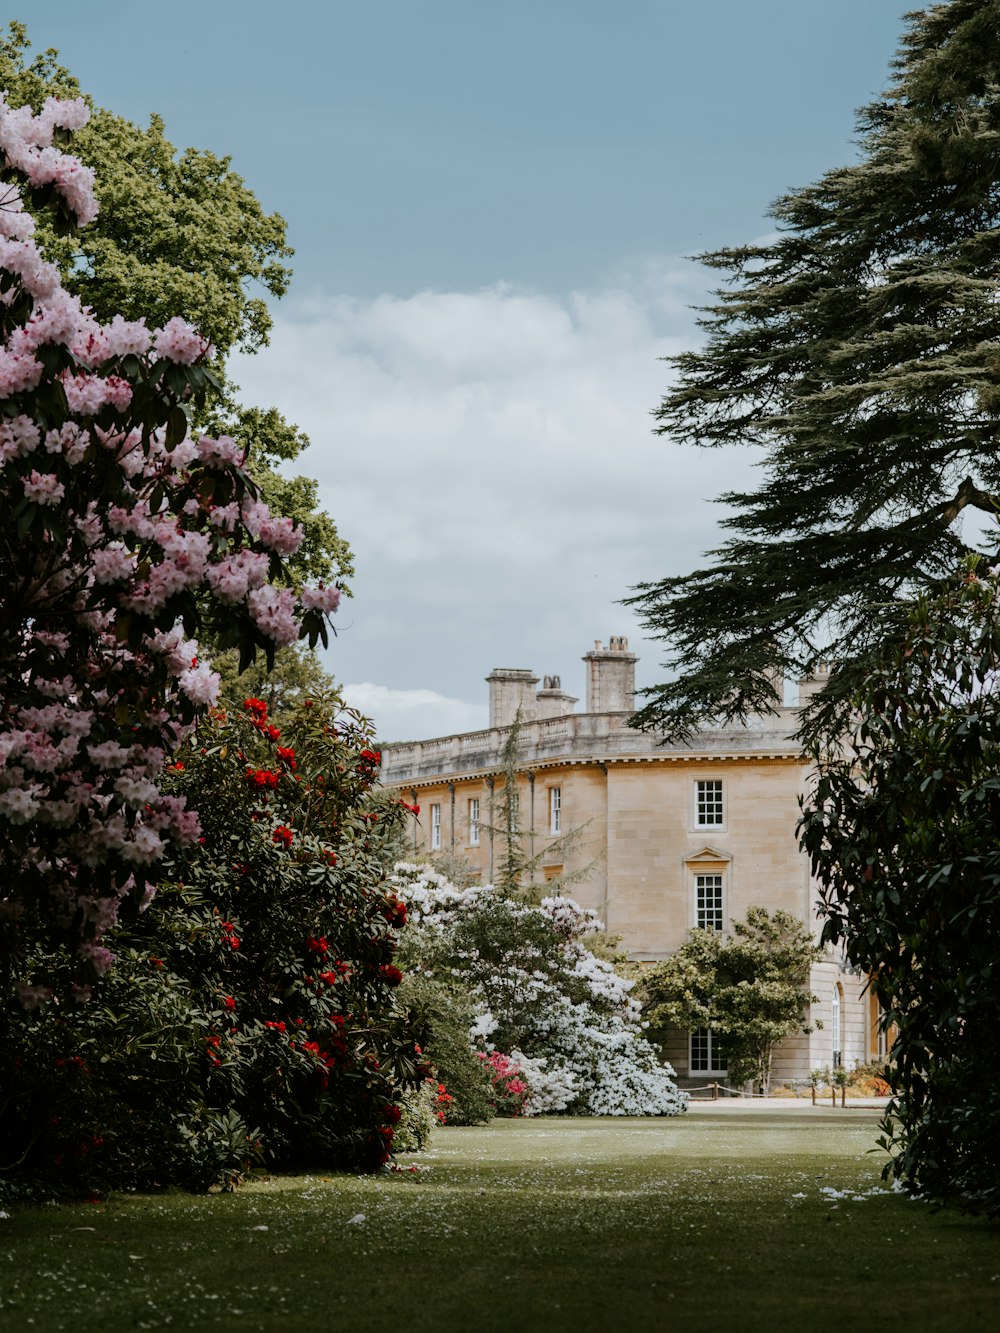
380,638,877,1087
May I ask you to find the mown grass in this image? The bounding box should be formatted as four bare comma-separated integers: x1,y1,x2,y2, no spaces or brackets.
1,1108,996,1332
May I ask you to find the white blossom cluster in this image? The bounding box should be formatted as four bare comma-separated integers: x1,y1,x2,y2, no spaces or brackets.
390,862,687,1117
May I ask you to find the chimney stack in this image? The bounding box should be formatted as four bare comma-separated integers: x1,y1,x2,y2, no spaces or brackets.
535,674,578,720
583,636,637,714
486,668,539,729
797,662,830,706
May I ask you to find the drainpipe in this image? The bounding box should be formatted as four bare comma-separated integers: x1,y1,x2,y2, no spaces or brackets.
598,763,609,926
486,776,495,881
528,772,536,890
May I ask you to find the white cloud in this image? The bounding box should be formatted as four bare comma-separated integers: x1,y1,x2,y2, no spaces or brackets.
230,258,759,732
341,682,487,744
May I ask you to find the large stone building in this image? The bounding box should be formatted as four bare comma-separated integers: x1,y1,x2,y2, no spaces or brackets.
379,637,882,1087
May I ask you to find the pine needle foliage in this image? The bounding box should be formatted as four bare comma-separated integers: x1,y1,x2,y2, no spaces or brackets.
627,0,1000,742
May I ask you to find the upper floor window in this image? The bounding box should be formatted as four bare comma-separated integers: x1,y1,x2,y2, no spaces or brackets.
695,873,724,932
468,797,480,847
430,803,442,851
549,786,561,835
695,779,724,827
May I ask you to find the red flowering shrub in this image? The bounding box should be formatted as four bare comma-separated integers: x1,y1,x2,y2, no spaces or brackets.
0,692,420,1200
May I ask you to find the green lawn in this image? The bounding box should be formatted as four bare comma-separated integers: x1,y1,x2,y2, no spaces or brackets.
1,1108,996,1331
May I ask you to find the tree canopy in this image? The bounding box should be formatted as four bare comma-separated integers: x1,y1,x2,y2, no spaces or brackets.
0,22,352,592
627,0,1000,740
640,907,820,1092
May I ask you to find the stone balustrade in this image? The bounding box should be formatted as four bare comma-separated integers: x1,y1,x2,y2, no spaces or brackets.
379,707,800,785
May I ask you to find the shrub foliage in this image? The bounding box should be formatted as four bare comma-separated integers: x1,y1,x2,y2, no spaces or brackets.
0,694,420,1200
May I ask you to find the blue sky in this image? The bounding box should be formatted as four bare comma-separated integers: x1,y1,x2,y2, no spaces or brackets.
22,1,911,738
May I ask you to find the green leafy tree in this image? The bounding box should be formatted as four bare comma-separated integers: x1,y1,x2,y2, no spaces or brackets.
213,642,338,722
0,22,352,591
641,908,820,1092
626,0,1000,742
799,566,1000,1213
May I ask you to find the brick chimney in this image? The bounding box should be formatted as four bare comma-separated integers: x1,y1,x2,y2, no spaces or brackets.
486,668,539,728
583,636,637,714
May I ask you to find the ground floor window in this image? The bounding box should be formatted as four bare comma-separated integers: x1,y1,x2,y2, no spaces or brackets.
689,1027,727,1076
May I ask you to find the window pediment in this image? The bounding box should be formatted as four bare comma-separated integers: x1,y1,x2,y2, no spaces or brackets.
684,845,732,867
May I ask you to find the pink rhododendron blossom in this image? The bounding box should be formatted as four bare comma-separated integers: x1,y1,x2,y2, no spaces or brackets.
0,414,41,460
77,941,114,975
146,629,202,678
258,514,304,556
153,316,210,364
247,585,299,646
206,548,269,603
0,95,343,982
301,584,341,613
196,434,244,468
44,421,89,465
14,983,54,1010
120,825,165,866
206,501,240,531
104,314,152,358
62,371,132,415
90,543,137,584
178,661,221,707
0,347,43,395
0,786,42,823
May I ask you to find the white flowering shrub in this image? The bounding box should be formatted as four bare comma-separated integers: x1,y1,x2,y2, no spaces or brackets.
391,863,686,1117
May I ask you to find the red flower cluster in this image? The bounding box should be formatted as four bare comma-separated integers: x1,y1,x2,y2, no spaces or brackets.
378,963,403,987
223,995,236,1011
54,1055,90,1074
434,1082,454,1124
381,895,407,929
205,1034,222,1069
244,697,281,740
264,1020,287,1033
272,824,294,848
307,935,329,956
399,801,420,816
245,767,280,789
275,746,297,769
220,921,241,950
327,1013,348,1061
317,962,350,986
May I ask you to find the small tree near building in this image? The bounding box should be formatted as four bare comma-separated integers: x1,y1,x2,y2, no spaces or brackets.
480,711,595,898
640,907,821,1092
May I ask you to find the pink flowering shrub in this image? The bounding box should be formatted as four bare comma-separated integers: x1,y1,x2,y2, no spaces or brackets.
478,1051,529,1117
0,95,340,979
0,694,420,1199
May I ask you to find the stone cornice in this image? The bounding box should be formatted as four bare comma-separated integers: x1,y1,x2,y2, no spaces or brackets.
379,708,803,787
